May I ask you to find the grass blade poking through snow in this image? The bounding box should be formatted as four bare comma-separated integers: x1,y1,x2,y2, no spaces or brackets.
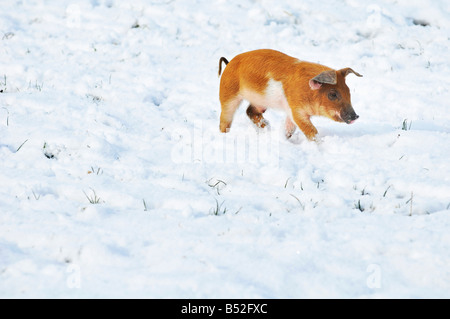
15,139,28,153
210,199,227,216
143,199,149,211
83,189,102,204
402,119,412,131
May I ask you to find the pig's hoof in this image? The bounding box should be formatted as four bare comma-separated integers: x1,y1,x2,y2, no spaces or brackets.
311,136,324,144
259,119,269,128
254,118,270,130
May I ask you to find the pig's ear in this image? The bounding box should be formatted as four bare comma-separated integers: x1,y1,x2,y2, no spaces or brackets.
340,68,363,78
309,70,337,90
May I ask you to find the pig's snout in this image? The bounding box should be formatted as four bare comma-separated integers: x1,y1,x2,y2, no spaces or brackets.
341,109,359,124
347,113,359,124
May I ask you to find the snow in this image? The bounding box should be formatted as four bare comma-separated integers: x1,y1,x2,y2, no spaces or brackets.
1,0,449,298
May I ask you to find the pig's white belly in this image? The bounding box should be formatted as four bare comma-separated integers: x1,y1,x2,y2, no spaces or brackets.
240,79,291,115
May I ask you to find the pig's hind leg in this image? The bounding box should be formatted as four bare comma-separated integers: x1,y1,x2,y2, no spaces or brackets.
246,104,269,129
220,97,243,133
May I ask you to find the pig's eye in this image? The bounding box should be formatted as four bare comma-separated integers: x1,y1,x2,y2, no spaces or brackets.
328,91,338,101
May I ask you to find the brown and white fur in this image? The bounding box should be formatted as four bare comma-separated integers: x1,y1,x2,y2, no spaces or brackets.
218,49,362,140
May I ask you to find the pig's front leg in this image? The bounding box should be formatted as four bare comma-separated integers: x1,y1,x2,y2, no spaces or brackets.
285,117,297,139
292,113,318,141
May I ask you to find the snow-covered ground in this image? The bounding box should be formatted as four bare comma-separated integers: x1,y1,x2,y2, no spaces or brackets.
1,0,449,298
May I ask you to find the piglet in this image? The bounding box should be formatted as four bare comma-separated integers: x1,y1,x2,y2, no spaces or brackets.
218,49,362,140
